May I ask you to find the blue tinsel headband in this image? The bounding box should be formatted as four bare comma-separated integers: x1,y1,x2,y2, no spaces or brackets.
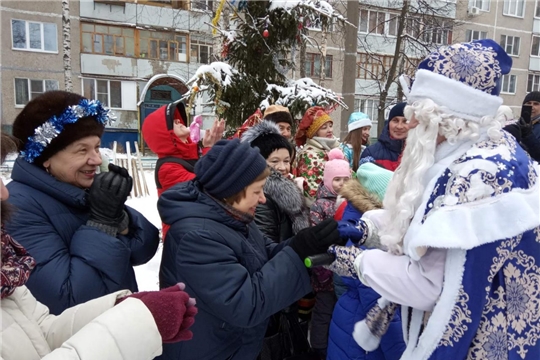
22,99,115,163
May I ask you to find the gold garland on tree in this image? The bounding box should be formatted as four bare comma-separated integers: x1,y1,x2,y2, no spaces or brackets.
187,71,227,116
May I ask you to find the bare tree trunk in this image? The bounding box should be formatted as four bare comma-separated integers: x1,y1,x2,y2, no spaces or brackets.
319,22,328,87
340,0,359,140
396,51,406,102
223,5,230,30
377,0,408,136
62,0,73,92
299,30,307,78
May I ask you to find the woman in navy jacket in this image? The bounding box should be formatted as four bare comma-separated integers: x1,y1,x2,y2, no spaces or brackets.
158,139,343,360
5,91,159,315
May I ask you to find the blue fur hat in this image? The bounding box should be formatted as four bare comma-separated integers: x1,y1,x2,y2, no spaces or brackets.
406,39,512,121
195,139,268,199
348,112,372,132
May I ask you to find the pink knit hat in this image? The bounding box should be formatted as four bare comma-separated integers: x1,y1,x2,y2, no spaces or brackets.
323,148,351,193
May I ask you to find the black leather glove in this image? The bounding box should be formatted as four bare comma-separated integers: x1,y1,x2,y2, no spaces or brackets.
289,219,344,260
519,117,533,139
87,164,133,231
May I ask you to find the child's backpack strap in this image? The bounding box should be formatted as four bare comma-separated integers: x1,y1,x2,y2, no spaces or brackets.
155,157,198,190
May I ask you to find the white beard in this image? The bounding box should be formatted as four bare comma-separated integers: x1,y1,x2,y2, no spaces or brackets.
379,120,440,255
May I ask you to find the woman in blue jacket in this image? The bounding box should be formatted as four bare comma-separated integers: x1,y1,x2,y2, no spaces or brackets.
327,163,405,360
360,103,408,171
5,91,160,315
158,139,343,360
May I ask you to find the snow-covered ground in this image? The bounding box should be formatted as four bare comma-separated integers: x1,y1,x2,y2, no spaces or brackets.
126,171,163,291
2,165,164,292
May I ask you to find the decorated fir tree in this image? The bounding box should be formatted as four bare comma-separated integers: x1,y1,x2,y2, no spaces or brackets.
185,0,347,128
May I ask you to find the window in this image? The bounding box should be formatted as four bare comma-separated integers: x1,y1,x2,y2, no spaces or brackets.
501,74,517,94
150,90,172,101
359,10,398,36
536,0,540,17
469,0,490,11
11,19,57,52
503,0,525,17
139,30,188,61
356,53,419,81
190,38,213,64
528,74,540,92
357,53,392,80
306,16,335,31
422,19,452,45
466,29,487,42
14,78,59,106
82,78,122,108
304,53,333,78
532,36,540,57
191,0,212,11
81,23,135,57
354,98,379,135
405,16,421,38
500,35,520,56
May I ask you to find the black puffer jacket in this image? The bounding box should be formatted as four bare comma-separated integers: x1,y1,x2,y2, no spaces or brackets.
254,169,310,243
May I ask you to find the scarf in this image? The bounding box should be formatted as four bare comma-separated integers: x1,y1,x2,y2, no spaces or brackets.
204,190,254,224
1,227,35,299
264,169,310,234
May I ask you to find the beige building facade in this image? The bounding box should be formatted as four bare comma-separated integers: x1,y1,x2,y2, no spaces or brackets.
453,0,536,115
1,0,81,133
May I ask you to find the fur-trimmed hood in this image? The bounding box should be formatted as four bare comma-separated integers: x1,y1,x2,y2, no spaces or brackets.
264,169,310,234
339,179,382,213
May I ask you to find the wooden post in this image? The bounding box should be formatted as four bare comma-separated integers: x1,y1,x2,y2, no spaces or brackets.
134,142,149,196
112,141,117,165
126,142,134,198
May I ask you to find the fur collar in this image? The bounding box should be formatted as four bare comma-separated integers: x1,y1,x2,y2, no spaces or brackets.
264,169,310,234
339,180,382,213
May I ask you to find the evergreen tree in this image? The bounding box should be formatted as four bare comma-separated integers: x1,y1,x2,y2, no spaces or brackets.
186,0,346,128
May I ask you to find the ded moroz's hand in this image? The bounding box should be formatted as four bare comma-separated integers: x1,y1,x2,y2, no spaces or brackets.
324,245,363,279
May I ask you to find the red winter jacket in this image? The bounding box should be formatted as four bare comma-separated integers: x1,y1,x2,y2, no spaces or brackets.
142,103,210,240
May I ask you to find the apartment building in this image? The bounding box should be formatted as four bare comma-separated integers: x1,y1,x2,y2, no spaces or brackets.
453,0,535,114
1,0,216,150
79,0,215,150
1,0,81,134
298,0,457,138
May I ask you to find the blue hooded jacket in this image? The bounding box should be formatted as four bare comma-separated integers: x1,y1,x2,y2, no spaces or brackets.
360,103,406,171
360,121,404,171
328,180,405,360
5,158,160,315
158,181,312,360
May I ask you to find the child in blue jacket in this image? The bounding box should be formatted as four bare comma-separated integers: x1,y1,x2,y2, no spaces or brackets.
327,162,405,360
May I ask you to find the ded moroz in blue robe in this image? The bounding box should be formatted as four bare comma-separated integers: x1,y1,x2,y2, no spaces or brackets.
399,132,540,359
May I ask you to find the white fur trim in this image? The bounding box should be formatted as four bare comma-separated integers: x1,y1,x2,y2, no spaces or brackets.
353,320,381,351
399,74,412,97
401,249,467,360
408,69,503,122
354,251,370,286
406,176,540,260
401,305,409,345
349,118,372,132
401,307,424,358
